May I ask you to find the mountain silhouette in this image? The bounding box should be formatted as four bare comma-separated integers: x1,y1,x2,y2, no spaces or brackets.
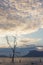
24,50,43,57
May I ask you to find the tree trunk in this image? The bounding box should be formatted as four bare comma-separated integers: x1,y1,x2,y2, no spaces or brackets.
12,50,15,63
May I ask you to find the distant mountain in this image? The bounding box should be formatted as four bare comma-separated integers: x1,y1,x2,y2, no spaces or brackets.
24,50,43,57
0,55,8,57
0,48,30,57
0,47,43,57
0,46,37,57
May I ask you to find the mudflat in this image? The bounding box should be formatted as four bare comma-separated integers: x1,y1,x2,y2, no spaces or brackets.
0,57,43,65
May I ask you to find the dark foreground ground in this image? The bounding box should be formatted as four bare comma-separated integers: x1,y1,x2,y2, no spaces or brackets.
0,57,43,65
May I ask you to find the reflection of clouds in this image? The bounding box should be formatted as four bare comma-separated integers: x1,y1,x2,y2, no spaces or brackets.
0,0,43,35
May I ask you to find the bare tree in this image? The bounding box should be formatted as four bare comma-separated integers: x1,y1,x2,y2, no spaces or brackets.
6,36,17,63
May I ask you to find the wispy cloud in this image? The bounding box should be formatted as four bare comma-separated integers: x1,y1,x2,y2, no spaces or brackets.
17,38,41,47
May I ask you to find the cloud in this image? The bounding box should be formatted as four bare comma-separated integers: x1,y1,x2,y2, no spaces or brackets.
17,38,41,47
20,38,41,43
0,0,43,35
37,47,43,51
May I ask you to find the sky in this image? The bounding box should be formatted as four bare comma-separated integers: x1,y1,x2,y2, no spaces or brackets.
0,0,43,48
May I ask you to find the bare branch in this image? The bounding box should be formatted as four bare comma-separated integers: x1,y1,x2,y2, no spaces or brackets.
12,36,17,48
6,36,13,50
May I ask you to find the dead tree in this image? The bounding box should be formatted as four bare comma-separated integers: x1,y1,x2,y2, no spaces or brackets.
6,36,17,63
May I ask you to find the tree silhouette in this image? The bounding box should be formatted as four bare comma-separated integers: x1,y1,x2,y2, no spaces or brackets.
6,35,17,63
